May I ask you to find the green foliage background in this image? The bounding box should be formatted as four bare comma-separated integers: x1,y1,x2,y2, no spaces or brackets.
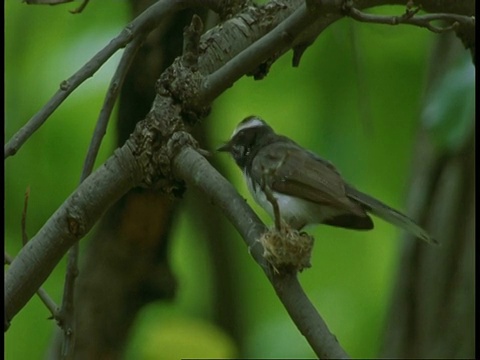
5,1,451,359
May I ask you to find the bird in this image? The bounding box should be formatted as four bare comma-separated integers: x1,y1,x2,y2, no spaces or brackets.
218,115,437,245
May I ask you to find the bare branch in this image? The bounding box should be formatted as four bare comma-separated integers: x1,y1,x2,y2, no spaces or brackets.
5,143,144,324
200,2,320,104
51,35,148,359
21,186,31,246
4,0,215,159
172,146,350,359
182,14,204,68
344,2,475,34
25,0,73,4
69,0,90,14
6,0,475,160
81,36,145,178
56,37,146,355
58,244,79,360
4,252,58,323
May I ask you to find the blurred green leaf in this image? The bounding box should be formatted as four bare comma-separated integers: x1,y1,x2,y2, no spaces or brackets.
127,309,238,359
422,55,475,153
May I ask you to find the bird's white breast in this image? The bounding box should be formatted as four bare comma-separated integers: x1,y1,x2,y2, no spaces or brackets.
244,172,341,229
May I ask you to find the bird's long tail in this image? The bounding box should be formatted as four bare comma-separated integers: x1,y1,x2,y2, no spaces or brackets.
345,185,437,245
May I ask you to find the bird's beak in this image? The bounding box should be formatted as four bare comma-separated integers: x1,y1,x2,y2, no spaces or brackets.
217,142,231,152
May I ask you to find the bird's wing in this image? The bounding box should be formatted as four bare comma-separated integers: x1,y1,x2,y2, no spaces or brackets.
251,142,365,217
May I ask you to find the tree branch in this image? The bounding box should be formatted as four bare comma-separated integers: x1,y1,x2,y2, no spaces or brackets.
51,35,147,360
57,244,78,360
5,0,474,354
200,2,319,104
59,31,147,360
172,146,350,359
3,0,213,159
4,252,58,326
21,186,31,246
7,0,473,160
344,2,475,34
81,35,145,178
5,144,144,324
25,0,73,4
69,0,90,14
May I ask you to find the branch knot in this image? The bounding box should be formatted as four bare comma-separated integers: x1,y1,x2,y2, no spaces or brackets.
156,60,211,126
128,112,198,197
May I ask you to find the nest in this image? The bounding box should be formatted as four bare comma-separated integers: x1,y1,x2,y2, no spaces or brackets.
258,223,314,274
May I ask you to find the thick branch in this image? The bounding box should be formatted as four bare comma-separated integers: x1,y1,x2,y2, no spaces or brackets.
172,146,349,359
200,2,319,103
4,144,143,324
4,252,58,323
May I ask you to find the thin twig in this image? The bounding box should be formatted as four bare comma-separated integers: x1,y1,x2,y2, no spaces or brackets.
344,3,474,34
4,0,206,159
21,186,31,246
81,35,145,178
59,244,79,360
4,252,58,320
25,0,73,4
69,0,90,14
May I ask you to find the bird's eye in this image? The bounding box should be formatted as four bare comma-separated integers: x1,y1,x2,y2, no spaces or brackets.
232,145,244,159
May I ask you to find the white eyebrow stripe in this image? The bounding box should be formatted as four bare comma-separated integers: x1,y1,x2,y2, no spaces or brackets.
232,118,265,137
